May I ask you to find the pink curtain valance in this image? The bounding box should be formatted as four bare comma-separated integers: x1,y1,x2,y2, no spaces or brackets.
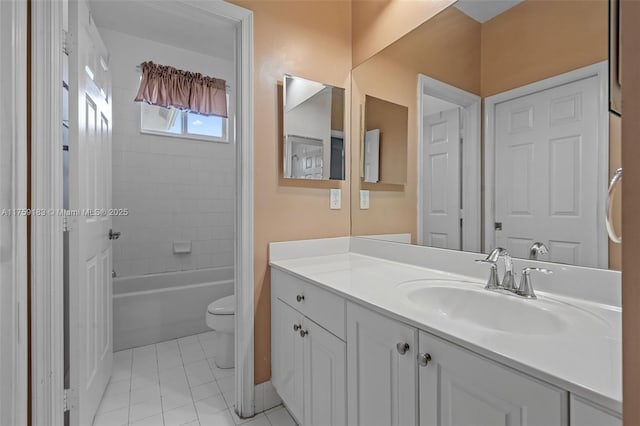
134,61,228,118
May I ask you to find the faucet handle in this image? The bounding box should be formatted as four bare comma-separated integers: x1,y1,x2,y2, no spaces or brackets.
475,259,501,289
516,267,553,299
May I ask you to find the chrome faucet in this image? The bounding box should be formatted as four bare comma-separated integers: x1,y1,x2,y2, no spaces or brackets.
516,267,553,299
529,242,549,260
475,247,515,291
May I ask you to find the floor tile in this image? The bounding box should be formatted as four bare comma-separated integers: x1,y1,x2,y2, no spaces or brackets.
194,395,228,418
265,406,298,426
197,331,216,342
190,381,222,401
103,380,131,397
195,408,235,426
130,384,161,406
178,335,199,346
221,390,235,410
180,344,206,365
231,411,269,426
130,412,164,426
162,393,194,412
97,389,130,414
163,403,198,426
216,376,234,393
207,359,234,379
129,397,163,422
185,360,215,387
93,406,129,426
240,414,271,426
98,332,243,426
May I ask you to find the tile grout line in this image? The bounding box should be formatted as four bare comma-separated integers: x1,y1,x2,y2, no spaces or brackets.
126,349,133,426
177,337,201,425
154,343,166,426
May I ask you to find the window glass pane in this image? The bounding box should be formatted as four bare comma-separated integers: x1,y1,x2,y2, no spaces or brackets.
141,103,182,134
186,111,224,138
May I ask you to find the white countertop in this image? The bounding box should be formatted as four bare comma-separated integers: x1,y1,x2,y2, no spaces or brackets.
270,251,622,413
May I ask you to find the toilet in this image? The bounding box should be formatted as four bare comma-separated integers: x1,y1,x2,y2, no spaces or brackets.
206,295,235,369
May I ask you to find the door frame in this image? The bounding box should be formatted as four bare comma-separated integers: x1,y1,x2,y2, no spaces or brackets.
0,0,28,424
30,1,255,424
484,61,609,267
417,74,481,252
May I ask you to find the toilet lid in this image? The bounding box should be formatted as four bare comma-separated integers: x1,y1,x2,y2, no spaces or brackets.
208,295,235,315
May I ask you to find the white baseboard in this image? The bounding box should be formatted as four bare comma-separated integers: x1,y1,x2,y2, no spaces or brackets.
254,380,282,413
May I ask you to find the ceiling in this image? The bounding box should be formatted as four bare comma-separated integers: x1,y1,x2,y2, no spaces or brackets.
454,0,525,23
88,0,236,60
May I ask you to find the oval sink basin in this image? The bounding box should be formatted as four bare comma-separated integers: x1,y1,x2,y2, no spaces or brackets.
399,280,568,335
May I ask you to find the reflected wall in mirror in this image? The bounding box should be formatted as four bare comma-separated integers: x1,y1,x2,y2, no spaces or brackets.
351,0,620,270
362,95,408,185
283,74,346,180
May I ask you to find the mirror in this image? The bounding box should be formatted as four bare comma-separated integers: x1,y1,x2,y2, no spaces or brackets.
351,0,619,270
362,95,408,185
283,74,346,180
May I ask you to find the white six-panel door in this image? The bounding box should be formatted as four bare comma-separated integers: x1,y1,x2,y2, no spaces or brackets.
494,75,600,267
422,108,461,249
69,0,113,424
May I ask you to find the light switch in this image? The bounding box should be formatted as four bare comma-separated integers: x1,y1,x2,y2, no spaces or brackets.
360,190,370,209
330,189,341,209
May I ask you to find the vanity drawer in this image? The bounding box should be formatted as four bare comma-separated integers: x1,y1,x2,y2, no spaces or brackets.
272,268,346,340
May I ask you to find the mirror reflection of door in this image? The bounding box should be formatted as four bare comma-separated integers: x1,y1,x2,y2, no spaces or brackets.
423,108,461,249
492,74,603,268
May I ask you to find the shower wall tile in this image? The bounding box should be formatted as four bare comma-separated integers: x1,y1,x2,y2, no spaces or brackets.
102,28,236,278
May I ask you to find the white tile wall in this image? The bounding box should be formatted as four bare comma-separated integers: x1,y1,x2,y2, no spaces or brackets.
100,29,236,278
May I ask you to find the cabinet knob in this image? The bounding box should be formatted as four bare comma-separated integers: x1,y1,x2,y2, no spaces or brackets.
299,329,309,338
293,324,301,332
396,342,410,355
418,353,432,367
296,294,305,302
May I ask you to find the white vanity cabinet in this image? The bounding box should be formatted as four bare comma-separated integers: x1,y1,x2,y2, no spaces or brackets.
570,395,622,426
271,270,347,426
418,331,568,426
346,302,419,426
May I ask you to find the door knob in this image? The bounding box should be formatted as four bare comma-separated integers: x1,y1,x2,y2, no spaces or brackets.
296,294,305,302
108,229,121,240
396,342,410,355
418,353,432,367
299,329,308,338
293,324,301,332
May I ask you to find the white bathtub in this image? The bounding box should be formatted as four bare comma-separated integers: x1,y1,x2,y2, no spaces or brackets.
113,267,234,351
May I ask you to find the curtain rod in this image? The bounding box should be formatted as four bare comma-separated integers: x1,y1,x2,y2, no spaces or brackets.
135,64,231,90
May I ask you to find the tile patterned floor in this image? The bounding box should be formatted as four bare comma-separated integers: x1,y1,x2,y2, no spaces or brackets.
93,332,297,426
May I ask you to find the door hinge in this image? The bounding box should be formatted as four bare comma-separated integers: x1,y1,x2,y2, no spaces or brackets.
63,388,77,412
495,222,503,231
62,30,72,55
63,215,76,232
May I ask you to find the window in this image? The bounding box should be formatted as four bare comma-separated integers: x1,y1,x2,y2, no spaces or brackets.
140,102,229,142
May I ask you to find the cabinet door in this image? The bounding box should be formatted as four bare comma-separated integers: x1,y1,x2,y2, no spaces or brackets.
347,302,418,426
272,298,304,423
419,331,567,426
570,395,621,426
303,320,347,426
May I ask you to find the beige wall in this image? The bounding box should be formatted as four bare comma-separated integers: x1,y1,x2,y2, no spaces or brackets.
351,7,481,240
480,0,608,97
365,95,408,184
622,1,640,424
228,0,352,385
351,0,455,67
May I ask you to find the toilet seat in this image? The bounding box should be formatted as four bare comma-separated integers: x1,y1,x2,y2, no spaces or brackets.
207,295,234,315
